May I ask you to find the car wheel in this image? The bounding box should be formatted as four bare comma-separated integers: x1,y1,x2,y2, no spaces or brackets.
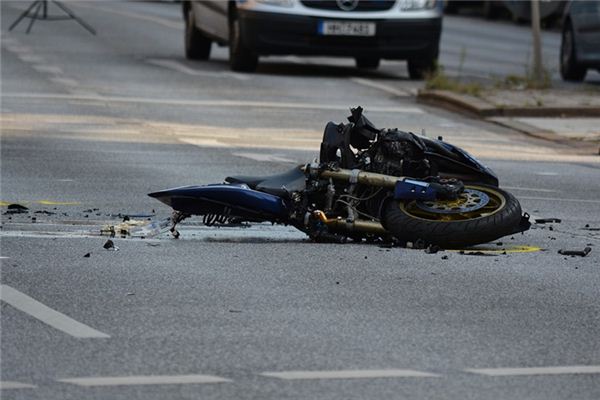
229,15,258,72
560,21,586,82
185,9,211,60
355,57,380,69
407,57,437,80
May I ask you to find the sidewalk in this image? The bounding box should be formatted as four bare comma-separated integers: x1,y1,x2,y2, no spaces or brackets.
417,87,600,153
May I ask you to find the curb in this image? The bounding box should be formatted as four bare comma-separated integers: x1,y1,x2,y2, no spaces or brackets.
416,90,600,118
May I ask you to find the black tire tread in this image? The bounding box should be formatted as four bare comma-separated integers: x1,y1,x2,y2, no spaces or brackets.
383,185,523,248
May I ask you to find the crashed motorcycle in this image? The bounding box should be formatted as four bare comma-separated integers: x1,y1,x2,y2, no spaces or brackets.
149,107,530,248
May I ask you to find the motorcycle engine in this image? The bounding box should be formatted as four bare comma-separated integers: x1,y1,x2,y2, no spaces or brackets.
367,129,432,178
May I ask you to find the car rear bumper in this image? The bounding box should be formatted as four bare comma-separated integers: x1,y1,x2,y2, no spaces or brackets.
238,10,441,60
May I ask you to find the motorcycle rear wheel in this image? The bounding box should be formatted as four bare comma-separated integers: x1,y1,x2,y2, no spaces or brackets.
383,185,523,248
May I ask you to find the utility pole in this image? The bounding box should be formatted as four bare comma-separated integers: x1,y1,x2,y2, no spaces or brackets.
531,0,543,84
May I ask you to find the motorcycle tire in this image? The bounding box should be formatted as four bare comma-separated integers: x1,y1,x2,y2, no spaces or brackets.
382,184,523,248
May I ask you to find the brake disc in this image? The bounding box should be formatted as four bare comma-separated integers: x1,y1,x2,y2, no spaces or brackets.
415,188,490,214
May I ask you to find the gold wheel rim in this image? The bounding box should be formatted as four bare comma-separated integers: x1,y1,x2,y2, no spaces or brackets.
399,185,506,222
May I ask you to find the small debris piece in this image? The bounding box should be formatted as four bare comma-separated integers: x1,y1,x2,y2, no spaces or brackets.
425,244,441,254
3,204,29,215
83,253,91,258
548,226,554,231
496,242,503,246
123,215,130,222
31,217,36,223
34,210,55,215
335,281,340,284
582,226,600,231
535,218,561,224
441,255,448,260
146,243,160,247
103,239,115,250
364,256,368,259
83,209,93,213
229,309,242,313
126,292,135,296
462,251,494,256
558,247,592,257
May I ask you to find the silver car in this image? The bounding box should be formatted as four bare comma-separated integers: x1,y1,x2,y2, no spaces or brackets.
560,0,600,81
182,0,443,79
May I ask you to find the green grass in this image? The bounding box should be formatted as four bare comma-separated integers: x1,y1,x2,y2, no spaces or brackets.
424,68,483,97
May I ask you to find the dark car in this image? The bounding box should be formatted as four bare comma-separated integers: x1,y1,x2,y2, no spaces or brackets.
560,0,600,81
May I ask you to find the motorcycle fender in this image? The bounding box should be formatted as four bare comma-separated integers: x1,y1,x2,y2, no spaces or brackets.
148,184,289,219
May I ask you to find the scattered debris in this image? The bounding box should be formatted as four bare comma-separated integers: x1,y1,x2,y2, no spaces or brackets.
83,253,91,258
582,224,600,231
548,226,554,231
425,244,441,254
535,218,561,224
34,210,55,215
441,255,448,260
103,239,119,251
459,250,495,256
122,215,130,222
127,292,135,296
3,204,29,215
496,242,503,246
31,217,36,223
558,247,592,257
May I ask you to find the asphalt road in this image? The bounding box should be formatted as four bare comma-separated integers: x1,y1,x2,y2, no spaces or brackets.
1,2,599,400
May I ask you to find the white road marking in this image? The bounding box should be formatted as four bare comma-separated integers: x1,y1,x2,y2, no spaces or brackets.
232,152,295,163
0,256,10,259
535,172,559,176
32,65,64,74
502,186,559,193
72,2,182,30
147,59,249,81
2,92,424,113
0,284,110,339
0,381,37,389
58,374,231,387
519,196,600,204
466,366,600,376
49,77,79,87
260,369,440,380
17,54,45,63
350,78,411,97
4,45,31,54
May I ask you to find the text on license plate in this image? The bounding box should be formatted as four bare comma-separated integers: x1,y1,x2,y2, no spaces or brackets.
318,21,376,37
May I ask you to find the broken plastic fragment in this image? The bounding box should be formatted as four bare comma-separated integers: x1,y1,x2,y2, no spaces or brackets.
558,247,592,257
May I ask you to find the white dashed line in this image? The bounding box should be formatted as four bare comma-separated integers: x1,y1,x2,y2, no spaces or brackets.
350,77,411,97
232,152,296,163
32,65,64,74
466,366,600,376
147,59,250,81
0,284,110,339
58,374,231,387
49,77,79,87
0,381,37,389
2,92,424,113
260,369,440,380
17,54,45,63
502,186,559,193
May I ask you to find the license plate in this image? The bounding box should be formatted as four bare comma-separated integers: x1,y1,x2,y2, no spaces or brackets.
318,21,376,37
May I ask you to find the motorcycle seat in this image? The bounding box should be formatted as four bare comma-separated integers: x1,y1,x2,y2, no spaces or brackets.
225,166,306,198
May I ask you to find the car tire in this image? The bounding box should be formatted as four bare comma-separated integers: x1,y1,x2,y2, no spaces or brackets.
229,15,258,72
407,57,437,80
185,9,211,60
355,57,380,69
560,21,586,82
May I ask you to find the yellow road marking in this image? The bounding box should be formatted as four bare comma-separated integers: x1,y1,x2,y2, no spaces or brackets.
451,245,542,254
1,200,81,206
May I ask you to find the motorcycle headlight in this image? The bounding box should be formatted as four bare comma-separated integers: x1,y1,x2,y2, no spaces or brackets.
253,0,294,7
399,0,437,11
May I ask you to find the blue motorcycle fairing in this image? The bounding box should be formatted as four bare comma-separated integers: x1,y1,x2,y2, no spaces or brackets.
148,184,289,220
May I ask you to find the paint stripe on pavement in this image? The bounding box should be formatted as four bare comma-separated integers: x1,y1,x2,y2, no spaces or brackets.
0,381,37,389
466,366,600,376
58,375,231,387
260,369,439,380
2,93,424,113
0,285,110,339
